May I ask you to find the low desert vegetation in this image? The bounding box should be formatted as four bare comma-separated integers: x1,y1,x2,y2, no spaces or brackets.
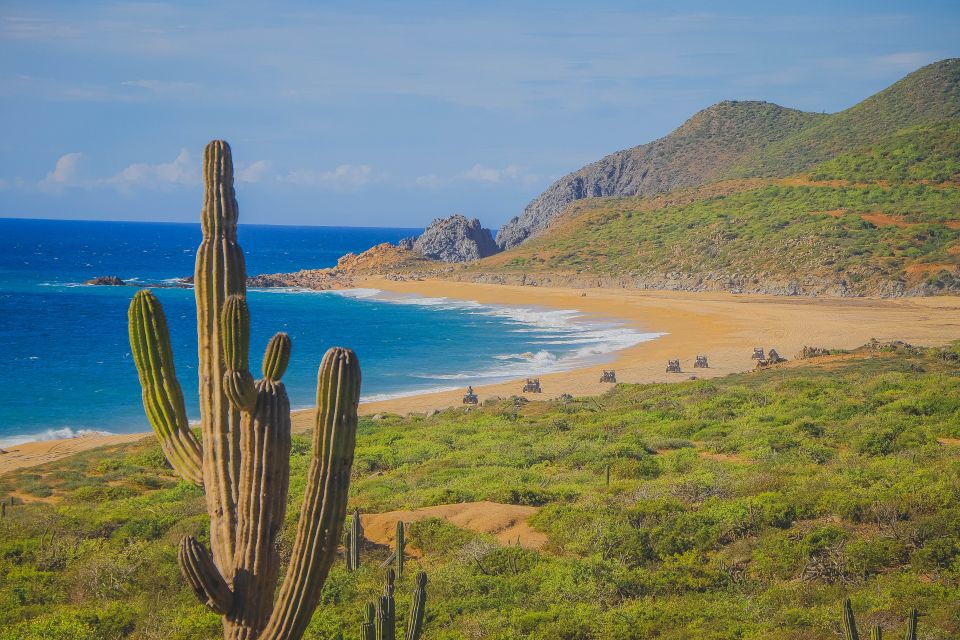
1,342,959,639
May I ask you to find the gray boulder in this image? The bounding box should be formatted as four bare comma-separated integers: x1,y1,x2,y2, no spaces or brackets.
413,215,499,263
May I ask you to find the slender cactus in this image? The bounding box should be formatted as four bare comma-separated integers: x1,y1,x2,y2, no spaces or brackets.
843,599,860,640
375,594,394,640
405,572,427,640
361,603,376,640
128,140,361,640
395,521,405,579
904,608,918,640
871,625,882,640
346,509,363,571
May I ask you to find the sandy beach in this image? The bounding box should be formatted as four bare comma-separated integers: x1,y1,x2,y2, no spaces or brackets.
3,279,959,477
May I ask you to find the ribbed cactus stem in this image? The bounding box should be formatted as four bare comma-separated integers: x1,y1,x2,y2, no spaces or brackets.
263,333,291,381
871,625,882,640
348,509,362,571
904,608,918,640
231,377,292,635
128,290,203,485
222,296,257,412
196,139,247,578
361,603,376,640
260,347,361,640
405,572,427,640
375,594,395,640
844,599,860,640
395,521,405,579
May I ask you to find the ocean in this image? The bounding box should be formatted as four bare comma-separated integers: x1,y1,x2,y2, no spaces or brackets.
0,218,660,446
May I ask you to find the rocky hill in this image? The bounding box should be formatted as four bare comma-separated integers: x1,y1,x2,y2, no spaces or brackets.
412,214,499,262
497,58,960,249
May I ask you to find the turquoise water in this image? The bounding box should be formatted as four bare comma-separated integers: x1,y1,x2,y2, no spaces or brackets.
0,218,659,445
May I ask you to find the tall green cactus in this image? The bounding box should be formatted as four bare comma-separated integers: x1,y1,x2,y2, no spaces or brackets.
360,603,376,640
129,140,361,640
395,521,405,579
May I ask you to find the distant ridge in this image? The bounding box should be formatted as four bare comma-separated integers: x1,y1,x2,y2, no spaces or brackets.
496,58,960,249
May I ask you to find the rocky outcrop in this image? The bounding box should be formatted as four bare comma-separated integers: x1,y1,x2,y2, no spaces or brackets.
413,215,499,262
84,275,126,286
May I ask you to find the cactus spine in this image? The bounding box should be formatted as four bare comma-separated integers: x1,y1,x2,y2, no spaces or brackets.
395,521,405,579
128,140,361,640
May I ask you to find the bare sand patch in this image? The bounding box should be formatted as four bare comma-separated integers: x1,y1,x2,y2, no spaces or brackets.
360,501,547,552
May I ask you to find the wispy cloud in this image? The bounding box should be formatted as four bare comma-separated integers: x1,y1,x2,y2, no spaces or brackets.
277,164,375,189
236,159,271,184
414,164,539,189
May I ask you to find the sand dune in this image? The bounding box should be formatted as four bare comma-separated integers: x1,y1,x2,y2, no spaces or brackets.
4,280,960,477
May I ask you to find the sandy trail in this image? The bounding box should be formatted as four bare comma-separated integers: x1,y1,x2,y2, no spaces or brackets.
3,281,959,476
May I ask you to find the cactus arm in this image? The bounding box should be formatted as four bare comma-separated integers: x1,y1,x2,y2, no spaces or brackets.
405,572,427,640
844,599,860,640
221,296,257,412
128,290,203,485
178,536,233,615
263,333,292,381
196,140,247,577
871,625,882,640
260,347,361,640
904,608,918,640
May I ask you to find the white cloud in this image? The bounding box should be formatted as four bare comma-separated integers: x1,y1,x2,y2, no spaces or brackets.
237,159,270,184
105,148,197,190
414,174,442,189
39,152,87,192
35,149,200,193
460,164,537,185
120,79,200,97
278,164,374,189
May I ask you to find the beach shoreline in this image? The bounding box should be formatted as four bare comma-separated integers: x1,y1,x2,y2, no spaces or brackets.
3,279,960,477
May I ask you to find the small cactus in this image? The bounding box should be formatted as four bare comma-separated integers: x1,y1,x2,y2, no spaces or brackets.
395,521,406,579
841,599,920,640
361,569,426,640
346,509,363,571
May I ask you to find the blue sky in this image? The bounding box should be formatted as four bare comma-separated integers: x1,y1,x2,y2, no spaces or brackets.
1,1,958,228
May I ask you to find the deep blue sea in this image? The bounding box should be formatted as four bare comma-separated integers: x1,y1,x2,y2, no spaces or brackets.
0,218,658,445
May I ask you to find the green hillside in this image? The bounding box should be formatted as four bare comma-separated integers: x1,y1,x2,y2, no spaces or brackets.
808,121,960,184
472,179,960,296
2,345,959,639
728,59,960,178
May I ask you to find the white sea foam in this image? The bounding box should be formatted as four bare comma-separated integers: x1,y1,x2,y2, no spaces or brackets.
0,427,114,448
324,287,666,385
